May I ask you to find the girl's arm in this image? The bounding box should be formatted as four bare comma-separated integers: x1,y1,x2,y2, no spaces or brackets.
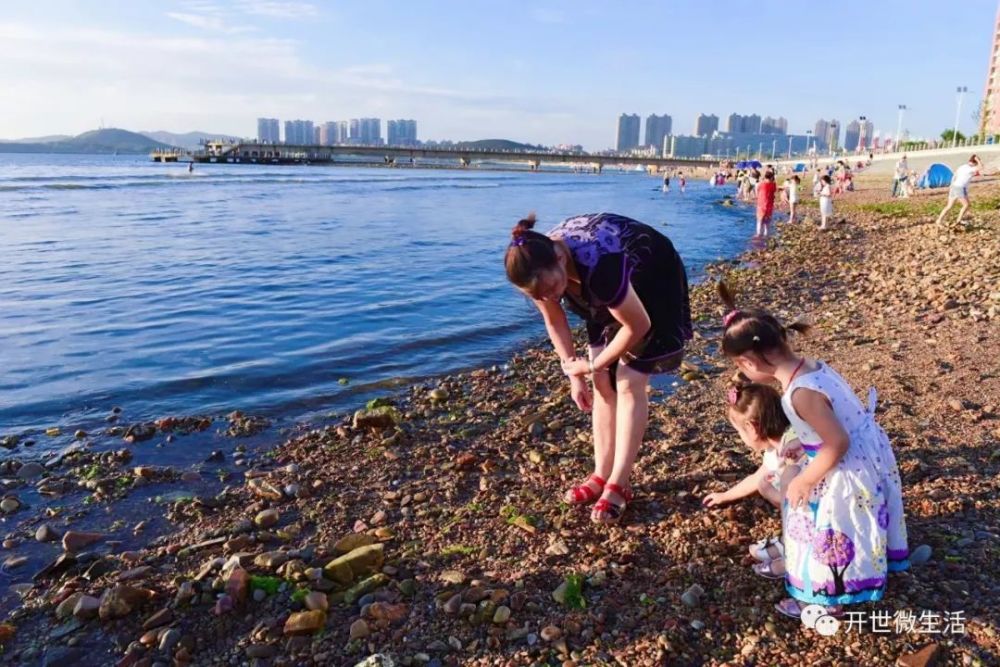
785,388,849,507
703,464,769,506
562,283,651,376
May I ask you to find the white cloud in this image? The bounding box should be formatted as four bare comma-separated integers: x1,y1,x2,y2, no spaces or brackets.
0,20,575,144
165,12,255,33
237,0,319,19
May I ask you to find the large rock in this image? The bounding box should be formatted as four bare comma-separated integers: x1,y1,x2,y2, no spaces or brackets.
16,462,45,479
225,567,250,605
55,593,84,620
352,407,398,430
62,531,104,553
254,509,280,528
333,533,375,555
323,544,384,585
344,574,389,605
248,478,284,501
284,610,326,635
897,643,941,667
35,524,60,543
72,595,100,621
98,585,148,621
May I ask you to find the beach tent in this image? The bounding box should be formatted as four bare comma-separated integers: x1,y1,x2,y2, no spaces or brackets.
918,163,953,189
793,163,806,172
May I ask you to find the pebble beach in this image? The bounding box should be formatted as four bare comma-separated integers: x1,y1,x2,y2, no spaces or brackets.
1,175,999,666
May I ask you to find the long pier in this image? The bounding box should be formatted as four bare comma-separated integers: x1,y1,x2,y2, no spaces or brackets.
151,141,715,172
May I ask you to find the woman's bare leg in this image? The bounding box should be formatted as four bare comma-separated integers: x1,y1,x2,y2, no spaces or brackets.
564,346,615,502
593,363,649,522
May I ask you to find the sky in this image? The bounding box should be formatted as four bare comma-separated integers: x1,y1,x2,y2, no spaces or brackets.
0,0,995,150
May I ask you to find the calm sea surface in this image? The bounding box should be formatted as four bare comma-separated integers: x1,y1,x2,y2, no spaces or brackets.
0,154,752,446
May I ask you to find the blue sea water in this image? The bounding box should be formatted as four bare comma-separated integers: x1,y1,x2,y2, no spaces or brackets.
0,154,752,445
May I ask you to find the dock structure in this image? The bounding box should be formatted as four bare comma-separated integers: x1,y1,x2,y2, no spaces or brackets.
152,140,715,172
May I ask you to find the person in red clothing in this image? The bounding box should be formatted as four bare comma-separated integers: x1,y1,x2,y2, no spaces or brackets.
756,170,777,237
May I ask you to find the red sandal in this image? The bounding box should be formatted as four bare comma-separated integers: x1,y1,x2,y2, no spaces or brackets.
591,483,634,524
564,474,606,505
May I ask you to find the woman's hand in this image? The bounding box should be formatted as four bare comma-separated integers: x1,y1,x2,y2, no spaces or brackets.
785,475,815,509
561,358,590,377
569,376,593,412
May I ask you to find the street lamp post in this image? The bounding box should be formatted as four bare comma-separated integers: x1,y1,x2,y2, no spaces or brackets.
757,141,763,159
895,104,907,152
953,86,967,147
771,138,776,160
787,135,793,159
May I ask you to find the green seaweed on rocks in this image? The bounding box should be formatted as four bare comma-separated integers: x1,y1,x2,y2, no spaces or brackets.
249,575,282,596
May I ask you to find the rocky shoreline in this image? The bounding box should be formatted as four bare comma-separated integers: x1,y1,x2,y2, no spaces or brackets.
1,179,999,666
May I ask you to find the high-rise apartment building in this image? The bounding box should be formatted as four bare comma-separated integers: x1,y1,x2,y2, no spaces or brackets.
814,119,830,144
257,118,280,143
727,113,762,134
644,114,672,151
387,119,418,146
983,3,1000,134
694,113,719,137
843,118,874,151
282,119,315,145
616,113,641,152
826,120,840,150
760,116,787,134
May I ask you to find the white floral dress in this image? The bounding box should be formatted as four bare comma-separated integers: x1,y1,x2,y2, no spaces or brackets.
781,362,909,605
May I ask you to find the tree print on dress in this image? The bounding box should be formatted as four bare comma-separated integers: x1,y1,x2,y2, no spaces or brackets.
811,529,856,596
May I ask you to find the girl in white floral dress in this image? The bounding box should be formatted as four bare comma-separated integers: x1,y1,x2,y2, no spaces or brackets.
718,283,909,617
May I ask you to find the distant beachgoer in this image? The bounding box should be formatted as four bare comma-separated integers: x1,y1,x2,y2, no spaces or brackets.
891,155,908,197
188,162,194,173
819,175,833,230
679,173,687,193
504,213,692,524
783,175,800,223
756,171,777,237
662,171,671,193
935,154,983,226
717,284,909,620
812,169,822,198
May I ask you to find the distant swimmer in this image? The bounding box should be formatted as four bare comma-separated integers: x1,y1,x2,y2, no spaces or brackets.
662,171,670,193
188,162,194,173
679,173,686,193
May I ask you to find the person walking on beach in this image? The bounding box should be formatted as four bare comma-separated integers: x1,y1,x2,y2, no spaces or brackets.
756,171,777,237
935,154,983,227
782,175,800,223
717,283,909,620
679,172,687,193
504,213,692,524
818,174,833,230
891,155,908,198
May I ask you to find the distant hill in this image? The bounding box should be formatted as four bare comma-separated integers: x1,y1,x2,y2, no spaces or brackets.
454,139,546,151
0,128,172,154
141,130,243,150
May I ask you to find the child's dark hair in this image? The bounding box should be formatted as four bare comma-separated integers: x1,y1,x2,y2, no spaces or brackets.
821,174,832,184
718,281,810,358
504,213,557,293
792,175,801,183
727,379,790,439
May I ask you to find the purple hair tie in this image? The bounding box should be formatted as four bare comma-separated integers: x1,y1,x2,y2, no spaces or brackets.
511,237,526,247
722,309,741,327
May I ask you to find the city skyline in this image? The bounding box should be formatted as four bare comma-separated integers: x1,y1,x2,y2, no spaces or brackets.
0,1,993,150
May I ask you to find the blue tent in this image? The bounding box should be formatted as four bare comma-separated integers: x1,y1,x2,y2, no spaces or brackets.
918,163,953,189
793,163,806,172
735,160,763,170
